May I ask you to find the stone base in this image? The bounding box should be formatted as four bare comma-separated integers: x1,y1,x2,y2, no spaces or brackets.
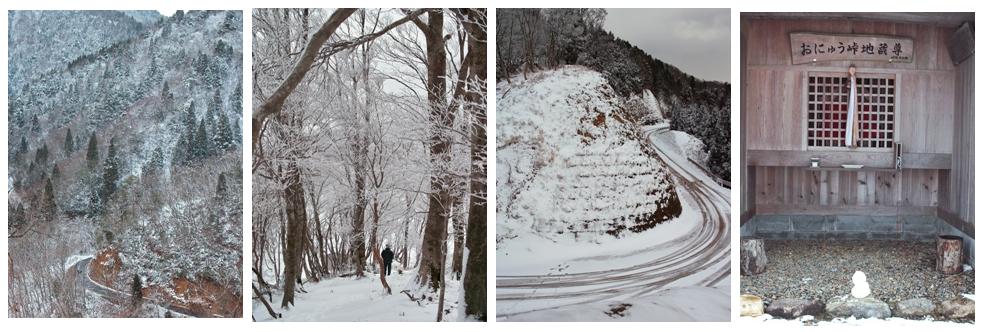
894,297,936,318
766,298,824,319
940,297,975,320
826,295,892,319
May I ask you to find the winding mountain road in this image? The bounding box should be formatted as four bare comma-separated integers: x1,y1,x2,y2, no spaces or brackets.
495,126,731,320
70,257,219,318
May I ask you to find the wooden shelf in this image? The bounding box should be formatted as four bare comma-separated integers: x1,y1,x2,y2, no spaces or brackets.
746,150,952,169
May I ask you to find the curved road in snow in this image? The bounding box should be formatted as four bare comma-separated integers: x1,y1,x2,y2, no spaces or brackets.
71,257,220,318
495,126,731,320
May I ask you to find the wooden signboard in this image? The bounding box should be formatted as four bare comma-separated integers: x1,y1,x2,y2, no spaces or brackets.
790,32,914,64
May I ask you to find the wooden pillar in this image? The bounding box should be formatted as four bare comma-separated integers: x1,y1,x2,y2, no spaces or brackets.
936,235,963,275
741,238,767,276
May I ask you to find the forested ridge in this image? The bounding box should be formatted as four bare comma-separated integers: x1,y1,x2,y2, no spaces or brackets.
497,9,730,181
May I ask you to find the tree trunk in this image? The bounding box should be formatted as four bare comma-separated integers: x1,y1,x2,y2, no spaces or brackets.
415,9,451,291
280,164,308,308
450,192,465,280
937,235,963,275
461,8,488,321
740,238,767,276
307,186,328,276
301,220,315,281
372,244,392,295
401,220,410,268
368,197,378,267
351,157,367,277
436,241,448,322
253,216,269,288
253,283,281,319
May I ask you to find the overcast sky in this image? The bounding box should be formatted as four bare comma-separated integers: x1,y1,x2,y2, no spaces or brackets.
604,8,730,83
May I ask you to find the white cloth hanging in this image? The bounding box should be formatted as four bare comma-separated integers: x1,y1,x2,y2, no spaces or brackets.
845,75,857,147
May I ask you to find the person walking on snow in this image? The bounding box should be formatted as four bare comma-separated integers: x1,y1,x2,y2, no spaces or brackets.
381,245,395,276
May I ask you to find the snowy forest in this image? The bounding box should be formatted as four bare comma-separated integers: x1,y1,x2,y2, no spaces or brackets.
496,9,730,321
496,9,730,181
251,9,487,322
8,10,243,318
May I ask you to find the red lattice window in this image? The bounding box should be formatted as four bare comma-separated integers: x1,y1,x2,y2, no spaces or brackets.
806,72,897,149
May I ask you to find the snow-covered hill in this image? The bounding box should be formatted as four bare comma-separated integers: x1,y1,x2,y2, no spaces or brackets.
497,66,680,241
495,66,730,321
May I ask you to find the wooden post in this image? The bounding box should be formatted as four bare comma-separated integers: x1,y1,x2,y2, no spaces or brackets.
741,238,768,276
936,235,963,275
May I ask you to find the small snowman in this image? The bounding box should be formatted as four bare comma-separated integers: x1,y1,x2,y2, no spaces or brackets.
850,271,871,299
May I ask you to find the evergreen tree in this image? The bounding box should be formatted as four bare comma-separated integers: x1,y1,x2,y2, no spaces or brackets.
215,113,233,152
206,91,219,152
161,81,173,103
35,143,49,165
131,274,143,308
19,136,28,155
64,128,74,154
211,89,222,115
215,172,227,199
100,137,120,204
51,164,60,184
193,119,209,160
39,177,57,224
230,82,242,113
173,133,189,166
182,101,197,162
31,114,40,133
86,133,99,169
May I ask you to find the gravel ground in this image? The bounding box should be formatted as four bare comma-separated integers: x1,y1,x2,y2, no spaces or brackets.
741,240,974,305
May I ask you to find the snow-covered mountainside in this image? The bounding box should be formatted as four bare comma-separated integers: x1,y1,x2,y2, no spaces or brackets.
7,11,151,96
8,10,242,318
497,66,680,240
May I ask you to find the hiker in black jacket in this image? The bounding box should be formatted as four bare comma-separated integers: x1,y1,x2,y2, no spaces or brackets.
381,246,395,276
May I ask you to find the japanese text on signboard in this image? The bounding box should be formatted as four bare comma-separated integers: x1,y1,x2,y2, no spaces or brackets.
790,33,913,64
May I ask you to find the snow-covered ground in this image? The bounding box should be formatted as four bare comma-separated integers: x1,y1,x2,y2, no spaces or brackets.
496,66,730,321
253,272,461,322
505,286,729,322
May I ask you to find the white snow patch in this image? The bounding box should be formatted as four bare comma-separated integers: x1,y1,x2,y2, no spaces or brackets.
64,254,93,271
